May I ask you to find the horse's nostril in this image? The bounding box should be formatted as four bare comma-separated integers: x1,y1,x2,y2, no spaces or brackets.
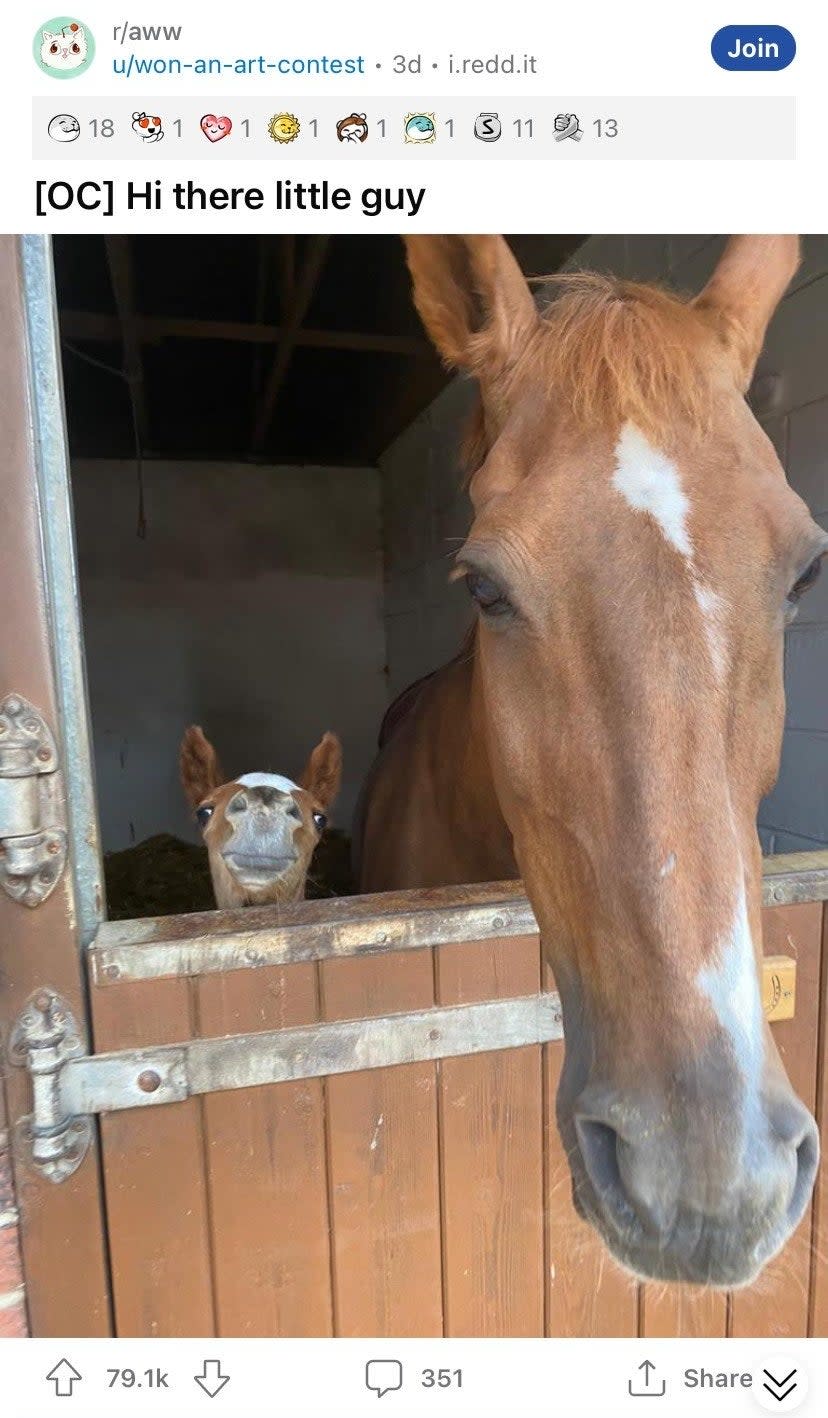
286,802,301,822
575,1113,678,1240
227,792,247,814
575,1118,639,1233
787,1114,820,1228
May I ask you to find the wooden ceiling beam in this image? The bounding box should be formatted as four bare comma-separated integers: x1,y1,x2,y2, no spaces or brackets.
251,235,330,452
60,309,429,358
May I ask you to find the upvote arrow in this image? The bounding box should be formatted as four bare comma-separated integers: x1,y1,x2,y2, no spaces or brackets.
46,1358,82,1397
194,1359,231,1398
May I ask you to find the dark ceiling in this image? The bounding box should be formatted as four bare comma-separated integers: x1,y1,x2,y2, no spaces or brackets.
53,234,582,467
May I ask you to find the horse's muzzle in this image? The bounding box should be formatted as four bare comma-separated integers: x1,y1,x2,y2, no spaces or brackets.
567,1085,819,1287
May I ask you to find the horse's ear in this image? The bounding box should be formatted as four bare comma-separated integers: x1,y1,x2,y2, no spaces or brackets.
180,725,224,808
694,235,799,390
300,731,342,811
404,236,539,373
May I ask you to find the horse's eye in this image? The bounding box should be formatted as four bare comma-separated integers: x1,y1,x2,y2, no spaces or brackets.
464,572,511,617
312,811,327,832
789,555,823,603
195,804,214,827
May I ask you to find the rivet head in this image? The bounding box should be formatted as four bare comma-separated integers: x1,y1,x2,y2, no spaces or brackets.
104,963,120,979
429,1028,440,1042
33,991,52,1013
137,1070,161,1094
37,748,51,762
6,698,21,715
492,916,505,930
47,841,59,855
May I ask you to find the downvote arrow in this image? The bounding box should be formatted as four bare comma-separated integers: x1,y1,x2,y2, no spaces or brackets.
194,1359,231,1398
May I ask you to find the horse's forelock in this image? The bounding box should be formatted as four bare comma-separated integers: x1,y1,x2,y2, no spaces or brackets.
463,273,721,458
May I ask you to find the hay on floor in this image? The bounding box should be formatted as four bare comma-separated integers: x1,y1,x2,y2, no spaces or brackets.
104,829,355,921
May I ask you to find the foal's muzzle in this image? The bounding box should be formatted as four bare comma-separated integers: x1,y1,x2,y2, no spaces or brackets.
221,784,301,883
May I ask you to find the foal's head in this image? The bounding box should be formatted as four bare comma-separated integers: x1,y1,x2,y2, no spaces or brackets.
406,235,825,1287
180,726,342,908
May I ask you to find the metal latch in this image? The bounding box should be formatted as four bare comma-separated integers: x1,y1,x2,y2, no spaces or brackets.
9,987,565,1183
0,694,66,907
8,958,796,1186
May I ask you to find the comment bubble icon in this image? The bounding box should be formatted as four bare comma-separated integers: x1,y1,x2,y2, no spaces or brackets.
365,1359,403,1398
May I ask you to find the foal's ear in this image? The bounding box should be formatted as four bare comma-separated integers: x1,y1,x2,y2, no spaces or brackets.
694,235,799,390
180,725,224,808
404,236,539,373
300,731,342,811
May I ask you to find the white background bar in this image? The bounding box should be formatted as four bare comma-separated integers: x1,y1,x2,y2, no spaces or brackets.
3,1338,825,1415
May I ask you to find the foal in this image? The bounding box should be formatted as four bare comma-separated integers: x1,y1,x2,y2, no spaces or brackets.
180,726,342,908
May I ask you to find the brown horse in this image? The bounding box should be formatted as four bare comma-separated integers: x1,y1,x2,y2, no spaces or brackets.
357,235,825,1288
181,726,342,908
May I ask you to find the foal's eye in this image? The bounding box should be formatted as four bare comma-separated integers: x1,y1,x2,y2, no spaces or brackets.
464,572,511,618
195,804,214,827
312,811,327,832
789,555,823,603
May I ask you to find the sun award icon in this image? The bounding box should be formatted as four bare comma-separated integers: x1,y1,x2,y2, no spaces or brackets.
34,18,95,78
404,113,436,144
268,113,300,144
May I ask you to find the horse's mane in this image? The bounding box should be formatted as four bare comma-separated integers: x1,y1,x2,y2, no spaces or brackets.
463,272,721,468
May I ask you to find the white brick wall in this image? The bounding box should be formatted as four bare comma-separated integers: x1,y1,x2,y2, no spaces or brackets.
380,236,828,850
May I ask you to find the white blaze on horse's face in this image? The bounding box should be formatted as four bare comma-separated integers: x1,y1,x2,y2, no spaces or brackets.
612,422,767,1080
612,422,693,557
612,421,727,683
697,869,764,1102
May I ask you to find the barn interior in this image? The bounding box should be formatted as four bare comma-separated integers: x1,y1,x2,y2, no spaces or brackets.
54,234,579,910
54,233,828,916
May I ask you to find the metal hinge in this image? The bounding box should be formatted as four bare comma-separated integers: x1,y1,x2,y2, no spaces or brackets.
0,695,66,907
8,991,92,1183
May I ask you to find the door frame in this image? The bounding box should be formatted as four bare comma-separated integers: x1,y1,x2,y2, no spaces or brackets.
0,235,111,1336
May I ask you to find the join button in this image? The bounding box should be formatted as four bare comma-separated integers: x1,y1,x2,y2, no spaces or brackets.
711,25,796,70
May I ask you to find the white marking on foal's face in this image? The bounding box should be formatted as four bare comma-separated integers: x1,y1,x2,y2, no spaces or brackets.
236,772,300,794
697,873,764,1087
612,422,693,558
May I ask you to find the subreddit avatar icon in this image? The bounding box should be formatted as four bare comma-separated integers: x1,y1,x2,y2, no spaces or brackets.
34,18,95,77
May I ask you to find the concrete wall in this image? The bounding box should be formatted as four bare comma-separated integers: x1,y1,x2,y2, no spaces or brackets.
379,235,828,850
72,460,385,850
